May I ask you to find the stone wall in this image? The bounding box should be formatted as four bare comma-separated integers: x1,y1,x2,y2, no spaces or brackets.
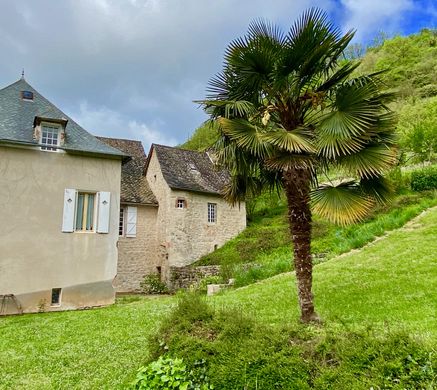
115,204,160,292
145,150,246,276
169,265,221,290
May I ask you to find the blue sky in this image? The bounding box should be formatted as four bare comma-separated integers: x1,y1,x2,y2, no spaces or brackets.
0,0,435,150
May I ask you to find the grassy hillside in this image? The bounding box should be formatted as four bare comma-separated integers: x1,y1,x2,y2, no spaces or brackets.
194,189,437,287
1,206,436,388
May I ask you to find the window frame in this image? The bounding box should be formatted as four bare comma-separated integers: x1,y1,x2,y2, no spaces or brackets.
119,207,125,237
207,202,217,224
74,191,98,233
176,198,187,209
40,122,61,152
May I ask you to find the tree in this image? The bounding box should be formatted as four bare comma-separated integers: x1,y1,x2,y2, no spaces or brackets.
197,9,397,323
397,96,437,163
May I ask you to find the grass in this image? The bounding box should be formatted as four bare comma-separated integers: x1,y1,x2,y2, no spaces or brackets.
1,205,436,388
195,190,437,287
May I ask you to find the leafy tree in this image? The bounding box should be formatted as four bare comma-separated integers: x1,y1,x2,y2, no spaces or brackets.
180,121,218,151
197,9,397,323
397,96,437,163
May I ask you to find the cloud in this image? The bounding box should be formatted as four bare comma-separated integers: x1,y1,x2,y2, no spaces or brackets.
0,0,427,146
339,0,414,41
69,102,177,150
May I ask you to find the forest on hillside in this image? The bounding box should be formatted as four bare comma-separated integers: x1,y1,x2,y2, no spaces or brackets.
181,29,437,164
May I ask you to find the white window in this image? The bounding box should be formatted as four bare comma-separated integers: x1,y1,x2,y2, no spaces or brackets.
62,189,111,234
40,123,60,151
207,203,217,223
119,207,125,236
176,198,186,209
75,192,96,231
125,206,137,238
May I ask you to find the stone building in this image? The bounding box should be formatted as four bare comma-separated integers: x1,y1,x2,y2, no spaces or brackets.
98,140,247,292
0,78,126,315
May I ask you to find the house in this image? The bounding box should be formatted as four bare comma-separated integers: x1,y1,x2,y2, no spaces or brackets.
96,140,247,292
0,77,126,315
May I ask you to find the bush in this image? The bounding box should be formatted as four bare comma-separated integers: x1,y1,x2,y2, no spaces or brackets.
146,294,437,389
140,274,169,294
132,356,213,390
411,166,437,191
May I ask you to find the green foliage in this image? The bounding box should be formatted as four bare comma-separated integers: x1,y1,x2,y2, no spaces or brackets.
411,166,437,191
397,96,437,163
359,29,437,99
150,294,436,389
132,356,213,390
140,274,169,295
179,122,218,151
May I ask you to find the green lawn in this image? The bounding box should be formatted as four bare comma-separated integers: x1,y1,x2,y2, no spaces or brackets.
1,207,436,389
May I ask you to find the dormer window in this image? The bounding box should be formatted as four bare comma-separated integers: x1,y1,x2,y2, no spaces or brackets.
40,123,61,151
21,91,34,101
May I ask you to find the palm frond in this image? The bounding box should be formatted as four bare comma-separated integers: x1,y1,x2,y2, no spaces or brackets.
264,153,315,171
359,176,393,204
311,180,374,225
337,144,398,178
261,127,316,153
217,117,270,158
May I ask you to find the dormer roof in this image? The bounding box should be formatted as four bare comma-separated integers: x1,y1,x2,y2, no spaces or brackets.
0,78,126,159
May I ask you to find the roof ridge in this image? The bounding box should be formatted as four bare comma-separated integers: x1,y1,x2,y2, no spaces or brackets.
97,135,143,144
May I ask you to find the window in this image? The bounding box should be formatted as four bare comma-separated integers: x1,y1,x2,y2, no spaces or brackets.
51,288,62,306
62,189,111,234
119,207,125,236
75,192,96,231
40,123,60,151
21,90,34,100
207,203,217,223
176,198,186,209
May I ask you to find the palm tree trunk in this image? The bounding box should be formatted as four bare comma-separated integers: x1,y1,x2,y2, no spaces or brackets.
283,168,319,323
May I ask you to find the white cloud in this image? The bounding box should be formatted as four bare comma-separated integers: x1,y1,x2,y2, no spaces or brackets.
340,0,414,40
69,101,176,150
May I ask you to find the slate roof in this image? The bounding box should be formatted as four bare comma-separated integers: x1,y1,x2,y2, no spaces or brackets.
0,78,126,158
97,137,157,205
146,144,229,195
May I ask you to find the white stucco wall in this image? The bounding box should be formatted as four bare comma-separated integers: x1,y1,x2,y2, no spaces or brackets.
0,145,121,314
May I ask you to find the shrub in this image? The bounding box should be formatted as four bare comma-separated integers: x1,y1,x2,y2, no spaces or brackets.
132,356,213,390
411,166,437,191
146,294,437,389
140,274,169,295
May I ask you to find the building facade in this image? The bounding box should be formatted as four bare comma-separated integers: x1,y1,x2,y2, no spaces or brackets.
0,78,125,315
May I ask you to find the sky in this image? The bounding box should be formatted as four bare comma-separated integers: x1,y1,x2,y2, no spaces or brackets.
0,0,435,150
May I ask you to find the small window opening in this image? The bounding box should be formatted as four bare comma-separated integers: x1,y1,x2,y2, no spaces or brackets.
208,203,217,223
214,244,218,251
51,288,62,306
119,207,125,236
22,91,34,100
176,198,186,209
156,266,162,277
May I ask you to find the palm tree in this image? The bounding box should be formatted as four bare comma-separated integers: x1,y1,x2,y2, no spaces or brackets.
198,8,397,323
